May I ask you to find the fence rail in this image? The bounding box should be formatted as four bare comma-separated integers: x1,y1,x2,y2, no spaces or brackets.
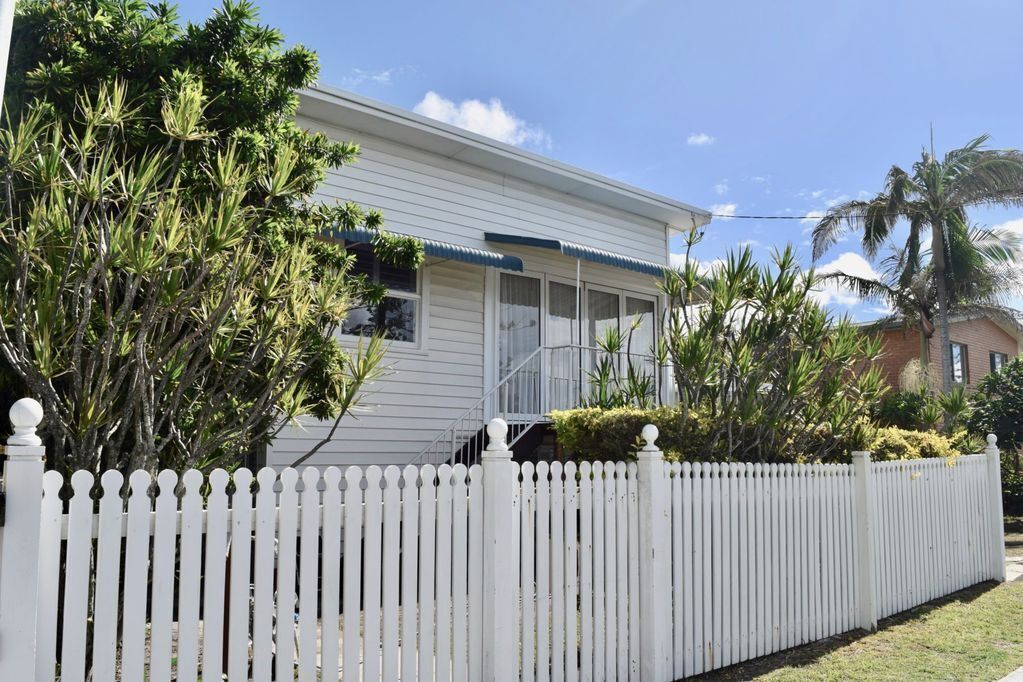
0,399,1007,681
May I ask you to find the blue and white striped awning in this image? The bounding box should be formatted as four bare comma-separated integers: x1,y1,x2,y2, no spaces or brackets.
484,232,666,277
327,227,524,272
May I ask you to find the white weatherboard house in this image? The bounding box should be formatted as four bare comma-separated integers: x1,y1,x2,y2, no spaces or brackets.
268,86,711,470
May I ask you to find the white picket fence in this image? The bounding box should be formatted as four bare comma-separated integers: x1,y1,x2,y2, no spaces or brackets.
0,400,1007,682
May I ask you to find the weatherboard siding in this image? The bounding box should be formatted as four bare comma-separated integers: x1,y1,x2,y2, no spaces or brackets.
267,116,670,467
268,258,486,468
298,116,670,264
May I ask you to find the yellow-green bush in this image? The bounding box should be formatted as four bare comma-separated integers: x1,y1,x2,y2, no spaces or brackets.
868,427,958,461
549,406,714,462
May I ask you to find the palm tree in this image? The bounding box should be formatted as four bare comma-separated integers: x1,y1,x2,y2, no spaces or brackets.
812,135,1023,392
820,231,1022,370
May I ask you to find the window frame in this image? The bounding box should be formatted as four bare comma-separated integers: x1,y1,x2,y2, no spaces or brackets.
950,341,969,384
990,351,1009,373
339,242,428,352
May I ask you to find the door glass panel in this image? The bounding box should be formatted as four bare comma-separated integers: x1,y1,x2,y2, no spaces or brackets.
548,282,580,410
625,296,657,400
587,289,620,347
499,274,541,414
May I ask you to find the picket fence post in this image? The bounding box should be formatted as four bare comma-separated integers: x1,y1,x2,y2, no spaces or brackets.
0,398,46,682
985,434,1006,582
850,450,878,631
482,418,516,682
636,424,671,681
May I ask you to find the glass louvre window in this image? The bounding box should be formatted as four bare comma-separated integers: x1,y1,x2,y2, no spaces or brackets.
991,351,1009,373
950,342,968,383
341,242,420,343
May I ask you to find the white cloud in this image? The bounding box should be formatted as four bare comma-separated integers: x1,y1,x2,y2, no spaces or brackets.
737,239,760,249
992,217,1023,236
810,252,880,307
687,132,715,146
341,66,410,89
714,180,729,196
413,91,550,149
800,210,825,228
710,203,737,220
669,253,725,275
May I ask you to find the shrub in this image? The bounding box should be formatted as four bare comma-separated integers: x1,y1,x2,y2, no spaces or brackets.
660,233,887,462
550,407,713,462
868,427,958,461
967,355,1023,451
872,390,930,430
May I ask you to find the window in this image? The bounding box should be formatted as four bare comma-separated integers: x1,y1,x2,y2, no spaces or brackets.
950,342,968,383
340,242,420,344
991,351,1009,373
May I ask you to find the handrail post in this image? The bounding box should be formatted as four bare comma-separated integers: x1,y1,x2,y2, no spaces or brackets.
985,434,1006,582
851,451,878,631
636,424,670,680
481,419,516,681
0,398,46,681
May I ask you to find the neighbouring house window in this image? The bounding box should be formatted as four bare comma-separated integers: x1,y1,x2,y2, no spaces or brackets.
991,351,1009,373
341,242,420,344
950,342,968,383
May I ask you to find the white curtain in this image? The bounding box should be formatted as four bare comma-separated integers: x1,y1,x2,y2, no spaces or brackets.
499,274,541,414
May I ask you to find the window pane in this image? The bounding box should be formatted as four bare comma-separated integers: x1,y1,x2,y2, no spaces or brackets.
625,296,656,356
950,343,966,383
378,259,418,293
341,298,417,343
548,282,579,347
346,242,376,278
588,289,620,347
499,274,541,378
341,304,376,338
378,297,417,342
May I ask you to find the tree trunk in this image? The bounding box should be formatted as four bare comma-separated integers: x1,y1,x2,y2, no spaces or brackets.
932,221,954,393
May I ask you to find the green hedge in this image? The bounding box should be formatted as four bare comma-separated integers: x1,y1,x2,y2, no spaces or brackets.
549,407,714,462
551,407,966,464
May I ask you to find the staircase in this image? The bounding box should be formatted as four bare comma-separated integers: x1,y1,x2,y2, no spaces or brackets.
412,346,550,467
411,345,662,467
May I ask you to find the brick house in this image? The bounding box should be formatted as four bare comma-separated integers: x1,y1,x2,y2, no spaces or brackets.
868,313,1023,390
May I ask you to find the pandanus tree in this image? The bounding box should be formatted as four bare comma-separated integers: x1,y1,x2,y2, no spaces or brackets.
812,135,1023,392
0,0,423,474
659,233,887,461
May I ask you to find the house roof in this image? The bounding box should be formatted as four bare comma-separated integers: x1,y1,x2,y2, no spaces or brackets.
298,85,711,231
859,310,1023,344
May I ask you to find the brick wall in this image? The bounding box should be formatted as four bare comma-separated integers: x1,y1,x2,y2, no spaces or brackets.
873,318,1021,390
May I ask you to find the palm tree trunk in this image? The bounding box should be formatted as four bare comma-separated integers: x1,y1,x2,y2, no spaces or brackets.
932,221,954,393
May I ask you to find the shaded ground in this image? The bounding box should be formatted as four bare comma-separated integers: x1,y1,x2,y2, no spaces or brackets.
694,516,1023,682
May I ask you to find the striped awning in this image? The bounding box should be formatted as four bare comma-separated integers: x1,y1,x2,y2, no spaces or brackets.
484,232,666,277
327,227,524,272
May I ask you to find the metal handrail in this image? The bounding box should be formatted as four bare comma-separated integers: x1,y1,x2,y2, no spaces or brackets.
410,345,546,465
410,343,668,467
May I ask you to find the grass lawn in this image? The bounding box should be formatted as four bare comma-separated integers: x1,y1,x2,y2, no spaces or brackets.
696,514,1023,681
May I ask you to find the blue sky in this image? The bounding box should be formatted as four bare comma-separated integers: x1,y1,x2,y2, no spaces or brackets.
176,0,1023,319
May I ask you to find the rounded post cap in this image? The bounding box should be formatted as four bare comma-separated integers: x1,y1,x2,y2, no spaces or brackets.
641,423,659,451
486,418,508,451
987,433,998,446
8,397,43,447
